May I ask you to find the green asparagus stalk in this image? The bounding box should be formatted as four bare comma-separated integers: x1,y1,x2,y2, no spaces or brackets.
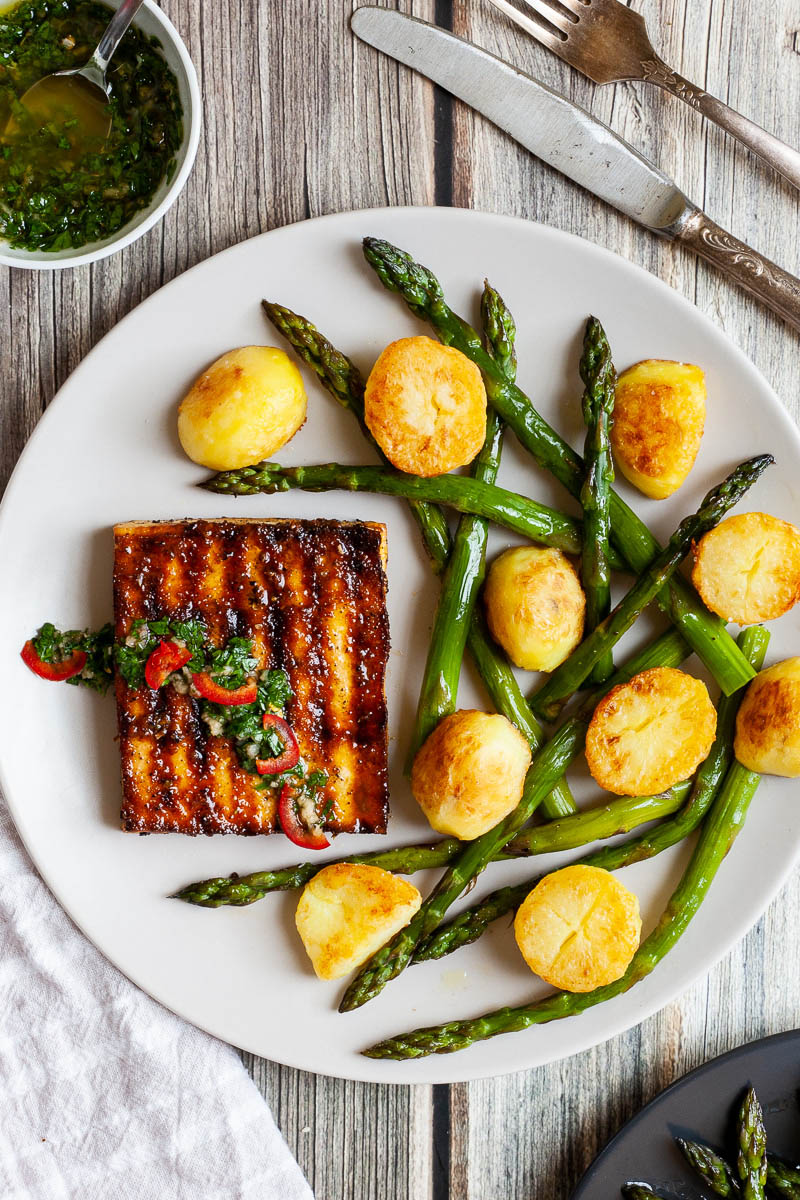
676,1138,739,1196
579,316,616,684
204,460,628,565
407,409,505,764
173,781,689,908
337,628,692,1012
261,300,575,818
768,1157,800,1199
362,668,767,1057
531,455,773,722
413,626,767,963
621,1186,665,1199
406,282,510,764
677,1140,800,1199
361,236,756,698
737,1087,768,1200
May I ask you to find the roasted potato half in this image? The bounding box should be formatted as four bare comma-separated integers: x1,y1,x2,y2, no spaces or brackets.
735,657,800,777
364,335,487,476
586,667,717,796
514,865,641,992
295,864,422,981
611,359,706,499
691,511,800,625
484,546,585,672
178,346,307,471
411,709,532,840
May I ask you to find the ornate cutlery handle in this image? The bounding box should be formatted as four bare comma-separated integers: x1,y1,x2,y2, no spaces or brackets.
643,58,800,194
670,209,800,334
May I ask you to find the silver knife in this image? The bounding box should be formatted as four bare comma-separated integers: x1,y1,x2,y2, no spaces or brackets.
352,6,800,334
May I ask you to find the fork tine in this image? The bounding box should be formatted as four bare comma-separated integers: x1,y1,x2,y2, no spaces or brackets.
523,0,575,35
550,0,589,16
486,0,566,51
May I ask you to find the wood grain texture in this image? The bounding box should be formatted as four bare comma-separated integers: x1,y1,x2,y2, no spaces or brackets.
2,0,800,1197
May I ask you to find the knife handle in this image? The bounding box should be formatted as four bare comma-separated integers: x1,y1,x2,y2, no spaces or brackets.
672,209,800,334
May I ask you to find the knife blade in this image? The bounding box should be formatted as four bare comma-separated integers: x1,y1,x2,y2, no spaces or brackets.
351,6,800,333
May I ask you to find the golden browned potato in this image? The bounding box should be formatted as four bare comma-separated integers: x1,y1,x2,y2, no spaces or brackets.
411,709,532,840
611,359,706,499
295,863,422,981
363,336,487,476
734,657,800,776
484,546,585,672
691,512,800,625
178,346,307,471
585,667,716,796
514,865,641,992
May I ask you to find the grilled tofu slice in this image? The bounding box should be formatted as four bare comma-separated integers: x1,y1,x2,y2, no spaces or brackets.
113,518,389,835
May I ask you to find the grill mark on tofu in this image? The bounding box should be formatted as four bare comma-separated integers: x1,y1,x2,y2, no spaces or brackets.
114,518,389,835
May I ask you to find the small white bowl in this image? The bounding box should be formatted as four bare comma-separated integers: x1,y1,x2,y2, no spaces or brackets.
0,0,201,270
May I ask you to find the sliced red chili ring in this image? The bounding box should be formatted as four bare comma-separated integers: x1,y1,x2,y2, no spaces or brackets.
191,672,258,706
144,639,192,689
256,713,300,775
278,783,330,850
21,639,86,682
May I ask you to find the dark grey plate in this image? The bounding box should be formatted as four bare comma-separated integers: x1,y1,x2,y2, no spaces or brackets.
572,1030,800,1199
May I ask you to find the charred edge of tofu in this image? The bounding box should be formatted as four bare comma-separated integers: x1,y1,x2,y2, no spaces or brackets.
113,518,390,836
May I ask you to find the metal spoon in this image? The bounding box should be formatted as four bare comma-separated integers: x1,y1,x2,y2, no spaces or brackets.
6,0,145,144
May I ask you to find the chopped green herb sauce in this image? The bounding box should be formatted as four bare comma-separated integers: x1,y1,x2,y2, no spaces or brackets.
26,619,328,800
0,0,183,251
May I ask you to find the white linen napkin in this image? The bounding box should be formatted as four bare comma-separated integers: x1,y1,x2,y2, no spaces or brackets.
0,801,315,1200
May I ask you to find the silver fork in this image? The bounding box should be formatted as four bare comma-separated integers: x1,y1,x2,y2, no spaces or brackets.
487,0,800,192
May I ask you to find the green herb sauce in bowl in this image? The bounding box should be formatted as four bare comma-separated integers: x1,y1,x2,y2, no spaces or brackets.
0,0,198,266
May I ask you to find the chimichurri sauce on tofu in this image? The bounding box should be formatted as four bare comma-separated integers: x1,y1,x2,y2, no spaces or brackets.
0,0,183,251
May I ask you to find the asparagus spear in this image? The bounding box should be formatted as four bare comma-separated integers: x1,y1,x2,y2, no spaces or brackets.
768,1157,800,1199
579,316,616,683
737,1087,768,1200
204,460,627,564
677,1140,800,1199
530,455,773,722
413,626,766,963
362,658,767,1057
407,283,516,764
361,236,756,698
337,628,692,1013
173,780,689,908
407,407,505,764
621,1186,665,1199
677,1138,739,1196
261,301,575,819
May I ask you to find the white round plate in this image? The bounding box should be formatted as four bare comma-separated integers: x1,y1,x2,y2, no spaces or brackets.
1,208,799,1084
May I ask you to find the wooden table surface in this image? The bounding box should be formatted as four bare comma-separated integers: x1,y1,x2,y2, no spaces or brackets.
3,1,800,1196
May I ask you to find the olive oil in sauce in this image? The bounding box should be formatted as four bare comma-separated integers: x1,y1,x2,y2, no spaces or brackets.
0,0,183,252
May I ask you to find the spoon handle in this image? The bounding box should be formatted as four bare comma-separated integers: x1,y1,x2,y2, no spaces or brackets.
91,0,147,74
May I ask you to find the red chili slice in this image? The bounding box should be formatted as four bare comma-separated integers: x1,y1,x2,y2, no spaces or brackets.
278,783,330,850
191,672,258,706
21,639,86,682
144,640,192,689
256,713,300,775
